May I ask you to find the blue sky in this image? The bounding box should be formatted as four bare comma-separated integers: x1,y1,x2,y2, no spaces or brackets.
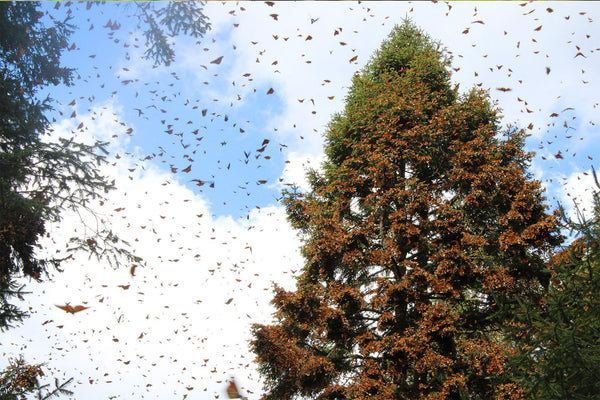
42,2,291,219
3,2,600,400
39,1,600,220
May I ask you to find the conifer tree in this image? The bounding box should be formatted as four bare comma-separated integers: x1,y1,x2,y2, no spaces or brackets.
1,0,91,328
0,0,211,329
1,2,210,397
509,176,600,399
251,21,561,400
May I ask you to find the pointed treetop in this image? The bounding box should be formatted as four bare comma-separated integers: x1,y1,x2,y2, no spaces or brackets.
362,19,451,80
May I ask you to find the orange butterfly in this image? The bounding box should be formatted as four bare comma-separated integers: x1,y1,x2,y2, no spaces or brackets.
226,378,245,399
210,56,223,65
55,304,90,314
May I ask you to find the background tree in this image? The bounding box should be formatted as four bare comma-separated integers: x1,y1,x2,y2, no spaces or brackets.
252,21,561,400
60,1,212,66
0,357,73,400
132,1,211,65
509,173,600,399
0,1,210,397
0,0,211,330
0,0,107,329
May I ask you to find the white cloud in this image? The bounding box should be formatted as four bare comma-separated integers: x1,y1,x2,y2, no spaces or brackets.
4,84,303,398
560,168,599,222
279,151,326,193
45,99,131,153
3,155,303,399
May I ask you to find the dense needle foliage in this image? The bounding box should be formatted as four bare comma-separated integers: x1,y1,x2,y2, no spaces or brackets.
509,177,600,399
0,1,109,328
252,21,562,400
0,3,115,394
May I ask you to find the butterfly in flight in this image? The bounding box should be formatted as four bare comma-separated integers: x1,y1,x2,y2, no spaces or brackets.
55,304,90,314
226,378,246,399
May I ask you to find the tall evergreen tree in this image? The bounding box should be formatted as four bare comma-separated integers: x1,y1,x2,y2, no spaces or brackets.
251,21,561,400
0,0,102,328
0,4,101,397
509,175,600,399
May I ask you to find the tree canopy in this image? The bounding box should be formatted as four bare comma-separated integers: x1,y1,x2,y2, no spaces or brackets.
509,174,600,399
0,1,107,328
252,20,562,400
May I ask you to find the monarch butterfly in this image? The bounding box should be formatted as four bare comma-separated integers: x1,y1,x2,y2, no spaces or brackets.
55,304,89,314
226,378,245,399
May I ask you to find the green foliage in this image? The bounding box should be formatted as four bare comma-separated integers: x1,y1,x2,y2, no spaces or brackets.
0,1,125,328
0,357,43,400
253,20,561,400
0,277,28,331
1,0,72,321
509,172,600,399
0,357,73,400
133,1,211,65
33,377,73,400
361,20,449,82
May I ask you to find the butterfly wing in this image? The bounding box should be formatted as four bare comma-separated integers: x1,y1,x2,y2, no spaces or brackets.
72,305,90,313
226,379,241,399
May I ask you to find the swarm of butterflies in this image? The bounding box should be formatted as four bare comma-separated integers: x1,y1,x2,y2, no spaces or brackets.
36,1,597,399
